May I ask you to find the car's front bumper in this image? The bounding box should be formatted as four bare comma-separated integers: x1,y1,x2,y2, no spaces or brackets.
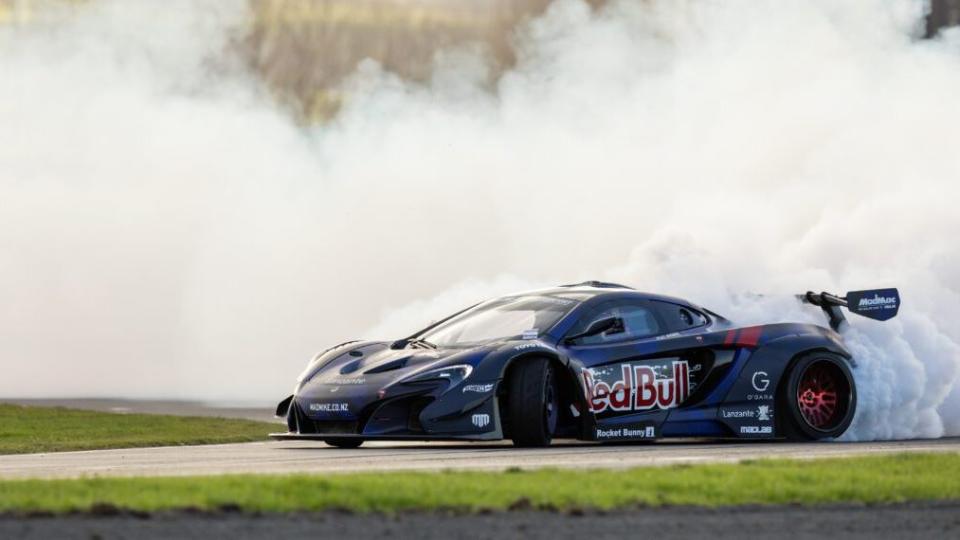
278,387,504,441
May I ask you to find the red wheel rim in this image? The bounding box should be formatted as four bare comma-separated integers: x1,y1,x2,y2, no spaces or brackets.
797,362,846,430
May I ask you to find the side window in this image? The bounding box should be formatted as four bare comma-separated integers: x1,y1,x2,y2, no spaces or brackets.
653,301,708,332
568,301,662,345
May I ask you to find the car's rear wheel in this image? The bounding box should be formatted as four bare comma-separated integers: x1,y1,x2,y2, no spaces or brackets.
324,438,364,449
779,353,856,441
506,357,559,447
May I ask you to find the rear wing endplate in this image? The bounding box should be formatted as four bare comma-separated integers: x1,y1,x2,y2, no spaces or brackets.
800,288,900,331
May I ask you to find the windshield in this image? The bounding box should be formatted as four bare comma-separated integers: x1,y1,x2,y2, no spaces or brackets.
419,295,579,348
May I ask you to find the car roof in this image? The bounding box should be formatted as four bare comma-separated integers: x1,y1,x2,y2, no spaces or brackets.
518,281,699,307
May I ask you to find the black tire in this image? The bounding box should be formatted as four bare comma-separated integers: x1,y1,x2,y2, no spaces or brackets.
506,357,559,447
324,438,364,449
779,352,856,441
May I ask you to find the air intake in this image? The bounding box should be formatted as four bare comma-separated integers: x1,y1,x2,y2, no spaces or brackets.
364,357,411,374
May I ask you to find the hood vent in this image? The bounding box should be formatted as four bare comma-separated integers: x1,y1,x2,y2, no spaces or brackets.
364,357,411,374
339,359,363,374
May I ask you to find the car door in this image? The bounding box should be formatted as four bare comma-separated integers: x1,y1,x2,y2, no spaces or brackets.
564,300,699,427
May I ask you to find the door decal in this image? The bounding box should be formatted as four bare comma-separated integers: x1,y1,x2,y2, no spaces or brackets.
581,360,690,414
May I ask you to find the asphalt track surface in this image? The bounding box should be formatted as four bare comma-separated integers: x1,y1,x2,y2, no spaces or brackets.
4,401,960,539
3,399,959,480
3,502,959,539
3,437,960,480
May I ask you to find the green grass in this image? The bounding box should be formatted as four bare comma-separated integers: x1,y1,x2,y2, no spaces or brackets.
1,453,958,513
0,404,276,455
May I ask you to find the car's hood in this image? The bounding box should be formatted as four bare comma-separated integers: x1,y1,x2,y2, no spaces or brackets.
294,342,489,420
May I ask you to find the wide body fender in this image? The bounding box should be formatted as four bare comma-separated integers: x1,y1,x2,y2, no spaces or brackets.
709,327,853,438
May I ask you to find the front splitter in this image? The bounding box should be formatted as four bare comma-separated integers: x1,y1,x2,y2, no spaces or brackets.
268,431,501,442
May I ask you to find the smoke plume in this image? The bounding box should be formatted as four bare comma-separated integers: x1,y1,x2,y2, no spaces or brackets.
1,0,957,439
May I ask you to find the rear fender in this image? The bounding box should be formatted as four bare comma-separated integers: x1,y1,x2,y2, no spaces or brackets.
727,332,852,402
716,331,853,438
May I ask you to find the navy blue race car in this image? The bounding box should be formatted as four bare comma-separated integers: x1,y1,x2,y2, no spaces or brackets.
271,281,900,447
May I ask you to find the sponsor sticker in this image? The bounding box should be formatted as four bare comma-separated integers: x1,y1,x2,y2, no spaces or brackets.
751,371,770,392
721,409,755,419
462,383,495,393
581,360,691,414
846,289,900,321
740,425,773,434
744,371,773,400
757,405,772,422
521,329,539,340
858,294,898,308
720,405,773,421
595,426,656,440
309,402,349,413
326,377,366,385
471,413,491,428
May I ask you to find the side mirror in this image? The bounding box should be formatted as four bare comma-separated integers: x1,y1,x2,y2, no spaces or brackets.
564,317,624,345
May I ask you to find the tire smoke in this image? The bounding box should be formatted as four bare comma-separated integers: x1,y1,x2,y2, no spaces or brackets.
1,0,957,439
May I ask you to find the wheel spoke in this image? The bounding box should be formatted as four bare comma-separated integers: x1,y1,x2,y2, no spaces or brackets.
796,362,847,430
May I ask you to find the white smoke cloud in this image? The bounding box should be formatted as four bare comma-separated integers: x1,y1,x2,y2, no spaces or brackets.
1,0,957,439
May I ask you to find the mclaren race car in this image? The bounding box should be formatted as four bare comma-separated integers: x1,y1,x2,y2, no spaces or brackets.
271,281,900,447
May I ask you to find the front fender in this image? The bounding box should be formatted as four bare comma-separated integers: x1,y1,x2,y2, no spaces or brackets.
467,340,563,381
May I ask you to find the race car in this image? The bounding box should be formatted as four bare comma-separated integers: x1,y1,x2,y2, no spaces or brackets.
271,281,900,447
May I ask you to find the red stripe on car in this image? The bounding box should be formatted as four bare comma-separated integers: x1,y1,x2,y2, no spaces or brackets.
738,326,763,347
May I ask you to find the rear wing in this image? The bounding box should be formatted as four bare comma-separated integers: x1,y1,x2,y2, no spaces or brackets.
800,288,900,331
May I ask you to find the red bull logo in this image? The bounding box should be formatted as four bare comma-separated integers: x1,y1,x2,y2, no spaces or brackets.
582,361,690,413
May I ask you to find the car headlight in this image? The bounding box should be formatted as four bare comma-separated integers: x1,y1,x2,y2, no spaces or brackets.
401,364,473,389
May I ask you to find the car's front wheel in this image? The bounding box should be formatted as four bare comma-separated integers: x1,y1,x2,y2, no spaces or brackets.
506,357,559,447
324,438,364,449
779,352,857,441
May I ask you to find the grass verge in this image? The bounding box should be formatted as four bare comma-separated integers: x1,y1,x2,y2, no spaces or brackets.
0,404,276,455
1,453,958,513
